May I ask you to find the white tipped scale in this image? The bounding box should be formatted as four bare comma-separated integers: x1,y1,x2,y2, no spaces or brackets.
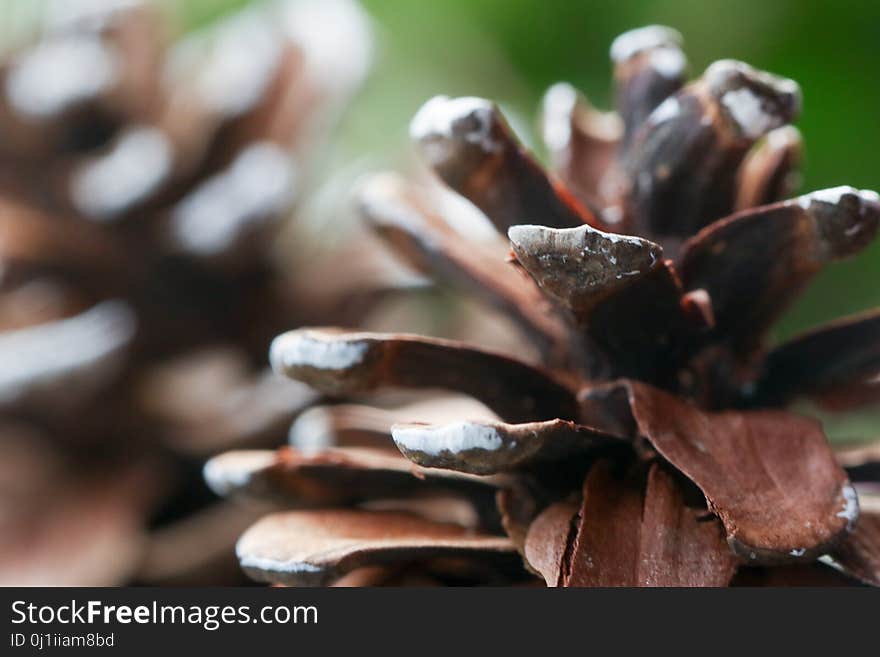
5,35,118,119
235,509,514,586
203,450,276,498
0,301,136,408
235,545,323,585
412,94,593,231
173,8,285,119
541,83,578,152
720,87,777,139
541,82,622,152
409,95,501,160
611,26,686,84
704,60,802,139
648,47,687,79
288,406,337,451
645,96,681,126
169,142,297,257
508,223,661,276
704,59,801,99
72,126,173,221
793,186,880,255
279,0,374,98
796,185,880,209
269,330,370,376
409,95,493,140
393,422,505,458
610,25,683,63
392,417,617,475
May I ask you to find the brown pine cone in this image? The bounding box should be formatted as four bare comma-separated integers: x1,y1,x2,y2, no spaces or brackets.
0,0,374,585
208,25,879,587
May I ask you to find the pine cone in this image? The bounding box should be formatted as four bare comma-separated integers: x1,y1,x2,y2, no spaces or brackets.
207,25,880,586
0,0,372,585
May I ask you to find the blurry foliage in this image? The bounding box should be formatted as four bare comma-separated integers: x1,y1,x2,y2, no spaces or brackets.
1,0,878,338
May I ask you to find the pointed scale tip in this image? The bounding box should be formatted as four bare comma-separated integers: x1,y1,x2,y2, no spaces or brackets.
203,450,276,498
508,224,663,315
269,329,373,391
799,185,880,207
796,186,880,257
409,95,499,159
541,82,622,151
610,25,683,63
704,59,801,139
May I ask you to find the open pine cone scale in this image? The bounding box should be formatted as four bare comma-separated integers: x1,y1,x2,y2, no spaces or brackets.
207,25,880,587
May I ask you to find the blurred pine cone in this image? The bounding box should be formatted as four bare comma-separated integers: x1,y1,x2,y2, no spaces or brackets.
208,26,880,587
0,0,374,585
